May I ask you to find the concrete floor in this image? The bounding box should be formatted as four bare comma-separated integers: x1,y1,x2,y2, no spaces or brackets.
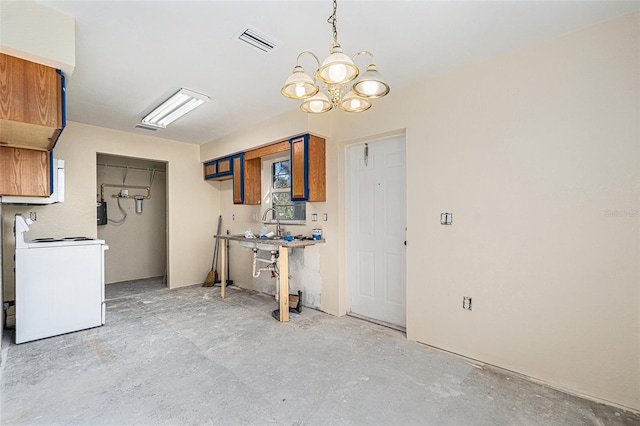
1,278,638,425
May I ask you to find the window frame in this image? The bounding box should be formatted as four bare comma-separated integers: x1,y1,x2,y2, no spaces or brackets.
261,154,306,225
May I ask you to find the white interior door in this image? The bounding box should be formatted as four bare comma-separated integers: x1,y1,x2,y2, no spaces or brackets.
347,135,406,327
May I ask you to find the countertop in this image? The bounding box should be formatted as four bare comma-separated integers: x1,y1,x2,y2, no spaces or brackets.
215,234,325,248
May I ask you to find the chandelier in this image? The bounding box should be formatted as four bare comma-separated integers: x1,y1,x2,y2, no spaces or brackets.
281,0,390,113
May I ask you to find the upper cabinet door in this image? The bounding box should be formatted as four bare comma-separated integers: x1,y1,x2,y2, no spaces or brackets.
204,160,217,178
290,134,326,202
0,53,65,151
216,157,232,177
232,153,244,204
0,146,50,196
290,135,308,201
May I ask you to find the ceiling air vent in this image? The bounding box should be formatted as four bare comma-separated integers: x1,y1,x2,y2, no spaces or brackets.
236,26,277,54
135,124,158,132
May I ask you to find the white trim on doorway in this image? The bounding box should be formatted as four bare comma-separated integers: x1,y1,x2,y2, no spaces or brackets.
346,134,407,329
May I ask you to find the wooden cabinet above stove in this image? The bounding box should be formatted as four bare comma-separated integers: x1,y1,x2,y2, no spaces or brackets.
0,53,66,151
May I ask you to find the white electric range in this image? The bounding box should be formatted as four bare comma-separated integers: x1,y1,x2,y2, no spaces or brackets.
14,214,109,344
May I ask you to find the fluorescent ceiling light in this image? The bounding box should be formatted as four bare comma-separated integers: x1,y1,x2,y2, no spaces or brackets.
142,89,209,128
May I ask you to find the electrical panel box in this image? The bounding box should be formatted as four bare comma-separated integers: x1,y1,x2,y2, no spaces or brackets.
97,201,107,225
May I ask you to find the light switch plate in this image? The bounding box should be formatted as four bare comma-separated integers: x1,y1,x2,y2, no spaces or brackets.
323,213,328,221
463,296,472,311
441,213,452,225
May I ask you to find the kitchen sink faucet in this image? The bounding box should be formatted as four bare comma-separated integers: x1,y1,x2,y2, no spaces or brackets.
262,207,284,237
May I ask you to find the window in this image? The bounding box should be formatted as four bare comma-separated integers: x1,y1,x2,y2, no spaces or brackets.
264,157,305,223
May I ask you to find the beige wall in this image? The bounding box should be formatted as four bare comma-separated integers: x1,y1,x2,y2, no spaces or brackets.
200,12,640,410
401,11,638,410
97,165,167,284
0,0,75,76
200,109,311,160
2,121,218,300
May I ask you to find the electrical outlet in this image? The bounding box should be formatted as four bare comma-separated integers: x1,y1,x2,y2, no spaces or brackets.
252,213,258,221
29,212,37,221
311,213,318,222
463,297,472,311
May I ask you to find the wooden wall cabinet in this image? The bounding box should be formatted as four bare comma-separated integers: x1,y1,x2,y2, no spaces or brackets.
204,153,246,204
0,53,65,151
241,140,292,206
204,156,233,180
290,134,326,202
243,157,261,205
203,134,326,205
0,146,50,196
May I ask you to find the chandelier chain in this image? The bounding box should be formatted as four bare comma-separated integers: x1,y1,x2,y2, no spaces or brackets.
327,0,338,46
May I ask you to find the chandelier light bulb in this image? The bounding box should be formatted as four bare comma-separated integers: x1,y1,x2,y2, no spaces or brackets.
338,91,371,112
281,63,319,100
328,63,347,83
351,62,390,98
317,47,358,85
310,100,324,113
295,83,307,97
360,80,383,96
301,91,332,113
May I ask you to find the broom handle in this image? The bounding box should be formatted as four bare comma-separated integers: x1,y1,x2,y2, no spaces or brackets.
212,215,222,268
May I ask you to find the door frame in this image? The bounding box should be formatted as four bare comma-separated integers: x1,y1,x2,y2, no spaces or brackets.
95,153,169,287
344,133,407,329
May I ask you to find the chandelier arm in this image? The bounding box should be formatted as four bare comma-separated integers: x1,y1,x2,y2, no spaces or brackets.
352,51,375,65
296,51,321,69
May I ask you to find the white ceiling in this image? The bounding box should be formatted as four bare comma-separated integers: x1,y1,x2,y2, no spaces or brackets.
38,0,640,145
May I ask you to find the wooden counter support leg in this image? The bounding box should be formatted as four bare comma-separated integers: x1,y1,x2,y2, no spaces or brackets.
220,237,227,299
278,246,289,322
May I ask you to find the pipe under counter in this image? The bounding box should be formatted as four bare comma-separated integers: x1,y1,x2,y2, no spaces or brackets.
214,234,325,322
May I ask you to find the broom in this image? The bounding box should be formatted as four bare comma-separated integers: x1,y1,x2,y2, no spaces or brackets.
203,215,222,287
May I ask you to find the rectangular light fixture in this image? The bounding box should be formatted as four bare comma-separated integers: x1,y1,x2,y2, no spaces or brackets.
142,88,209,128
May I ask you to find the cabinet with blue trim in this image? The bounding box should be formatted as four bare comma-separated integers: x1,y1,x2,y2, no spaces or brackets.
204,153,245,204
0,53,66,196
232,153,244,204
290,134,326,202
204,156,233,180
204,134,325,205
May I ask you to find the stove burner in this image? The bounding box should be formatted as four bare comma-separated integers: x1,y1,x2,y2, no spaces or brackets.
31,237,95,243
